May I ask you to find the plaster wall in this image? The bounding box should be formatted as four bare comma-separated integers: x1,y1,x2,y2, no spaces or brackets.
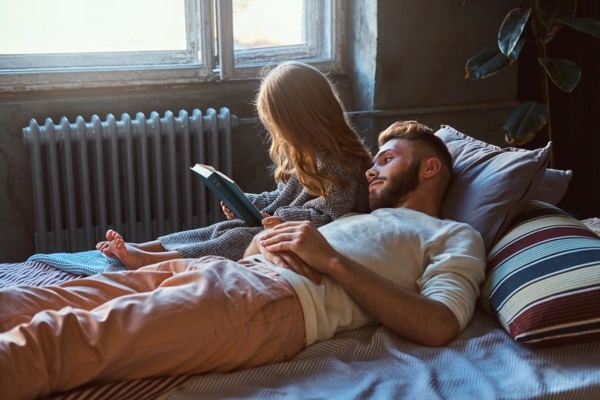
350,0,518,146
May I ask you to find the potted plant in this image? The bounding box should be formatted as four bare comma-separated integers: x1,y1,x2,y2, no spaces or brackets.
463,0,599,166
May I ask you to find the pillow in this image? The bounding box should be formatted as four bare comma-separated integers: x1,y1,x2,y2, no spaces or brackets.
435,125,550,250
481,200,600,345
532,168,573,205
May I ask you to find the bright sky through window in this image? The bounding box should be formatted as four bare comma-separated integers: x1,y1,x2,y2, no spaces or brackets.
1,0,304,55
233,0,303,50
0,0,186,54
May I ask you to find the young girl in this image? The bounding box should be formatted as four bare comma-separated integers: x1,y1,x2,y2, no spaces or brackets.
98,61,372,269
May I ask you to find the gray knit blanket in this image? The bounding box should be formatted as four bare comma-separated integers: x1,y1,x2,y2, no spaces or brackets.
27,250,126,275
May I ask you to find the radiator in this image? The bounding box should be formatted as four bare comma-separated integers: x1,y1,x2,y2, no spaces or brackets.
22,107,238,254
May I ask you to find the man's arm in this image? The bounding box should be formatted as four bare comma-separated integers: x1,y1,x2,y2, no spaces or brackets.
242,211,280,257
259,221,461,347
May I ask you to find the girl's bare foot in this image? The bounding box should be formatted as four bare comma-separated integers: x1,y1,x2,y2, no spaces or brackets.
97,232,145,256
96,239,113,256
106,230,147,270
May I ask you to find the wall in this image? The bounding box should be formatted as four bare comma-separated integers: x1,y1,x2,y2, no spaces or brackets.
0,1,517,261
348,0,518,148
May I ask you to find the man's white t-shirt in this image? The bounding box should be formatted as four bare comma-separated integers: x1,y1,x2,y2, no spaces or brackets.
253,207,486,346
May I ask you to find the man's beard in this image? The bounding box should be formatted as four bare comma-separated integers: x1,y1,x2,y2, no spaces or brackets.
369,161,420,210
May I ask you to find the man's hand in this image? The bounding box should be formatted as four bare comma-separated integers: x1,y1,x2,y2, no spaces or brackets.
259,221,335,276
243,221,323,284
261,215,282,229
263,250,322,284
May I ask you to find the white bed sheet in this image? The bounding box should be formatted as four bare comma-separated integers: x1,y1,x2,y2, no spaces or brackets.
158,308,600,400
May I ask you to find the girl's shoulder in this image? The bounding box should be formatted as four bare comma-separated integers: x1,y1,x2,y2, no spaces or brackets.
319,151,367,173
316,148,356,165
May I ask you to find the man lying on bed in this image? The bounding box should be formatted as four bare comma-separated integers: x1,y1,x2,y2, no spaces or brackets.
0,121,485,400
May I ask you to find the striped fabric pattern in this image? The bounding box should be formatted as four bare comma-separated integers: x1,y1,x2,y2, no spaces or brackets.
481,200,600,345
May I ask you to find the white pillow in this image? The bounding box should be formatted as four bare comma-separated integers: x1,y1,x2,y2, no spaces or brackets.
532,168,572,205
435,125,550,250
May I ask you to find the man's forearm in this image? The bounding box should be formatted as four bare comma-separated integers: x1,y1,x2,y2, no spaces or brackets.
324,254,460,347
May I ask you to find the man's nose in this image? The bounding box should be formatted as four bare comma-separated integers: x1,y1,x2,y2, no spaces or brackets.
365,167,378,180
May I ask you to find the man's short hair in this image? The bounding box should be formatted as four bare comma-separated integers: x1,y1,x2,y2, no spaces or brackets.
378,121,453,189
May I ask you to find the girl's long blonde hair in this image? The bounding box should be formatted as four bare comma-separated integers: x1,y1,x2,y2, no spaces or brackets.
255,61,372,197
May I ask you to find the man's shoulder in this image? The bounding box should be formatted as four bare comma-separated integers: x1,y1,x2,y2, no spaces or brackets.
334,208,478,235
439,215,483,239
382,208,484,245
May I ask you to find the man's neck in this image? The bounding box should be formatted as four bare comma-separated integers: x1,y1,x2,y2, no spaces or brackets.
395,191,441,218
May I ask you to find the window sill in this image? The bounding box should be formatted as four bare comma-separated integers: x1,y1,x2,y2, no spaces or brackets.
0,65,218,93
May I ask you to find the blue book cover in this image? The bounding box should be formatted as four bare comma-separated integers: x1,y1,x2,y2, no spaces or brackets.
191,163,263,227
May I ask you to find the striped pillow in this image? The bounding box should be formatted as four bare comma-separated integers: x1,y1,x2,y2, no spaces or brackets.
481,200,600,345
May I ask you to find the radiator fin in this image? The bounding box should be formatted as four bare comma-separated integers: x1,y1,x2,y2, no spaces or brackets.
23,107,237,254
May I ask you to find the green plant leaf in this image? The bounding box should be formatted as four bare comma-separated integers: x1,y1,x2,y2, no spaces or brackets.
555,17,600,39
465,41,524,79
535,0,577,43
498,8,531,56
538,57,581,92
503,101,549,146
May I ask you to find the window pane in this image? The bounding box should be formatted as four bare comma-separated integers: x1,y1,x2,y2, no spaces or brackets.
0,0,186,54
233,0,304,50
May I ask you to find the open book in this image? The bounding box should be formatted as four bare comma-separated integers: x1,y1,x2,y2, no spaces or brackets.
190,163,263,227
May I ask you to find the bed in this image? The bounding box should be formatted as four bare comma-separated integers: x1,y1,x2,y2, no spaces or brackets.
3,125,600,399
2,240,600,400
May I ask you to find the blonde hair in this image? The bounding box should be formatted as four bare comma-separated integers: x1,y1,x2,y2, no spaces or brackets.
255,61,372,197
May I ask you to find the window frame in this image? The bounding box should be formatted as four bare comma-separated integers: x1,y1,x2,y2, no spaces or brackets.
0,0,344,92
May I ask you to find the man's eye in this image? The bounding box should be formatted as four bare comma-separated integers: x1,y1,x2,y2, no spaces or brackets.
384,157,393,163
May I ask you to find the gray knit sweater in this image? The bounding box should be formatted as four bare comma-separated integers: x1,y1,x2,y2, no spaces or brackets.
159,152,370,260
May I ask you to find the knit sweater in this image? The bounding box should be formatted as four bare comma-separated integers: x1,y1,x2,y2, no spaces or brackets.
159,152,370,260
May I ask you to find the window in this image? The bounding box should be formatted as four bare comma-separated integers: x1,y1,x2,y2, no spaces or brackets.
0,0,343,91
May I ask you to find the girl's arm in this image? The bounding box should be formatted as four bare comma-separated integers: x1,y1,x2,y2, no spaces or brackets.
245,182,286,210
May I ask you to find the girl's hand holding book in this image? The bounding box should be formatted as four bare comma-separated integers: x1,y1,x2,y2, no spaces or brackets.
220,201,236,220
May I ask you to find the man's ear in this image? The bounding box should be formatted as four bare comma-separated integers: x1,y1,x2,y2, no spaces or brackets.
421,157,442,179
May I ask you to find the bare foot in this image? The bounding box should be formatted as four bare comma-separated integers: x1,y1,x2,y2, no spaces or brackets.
97,231,145,256
106,230,147,270
96,239,113,256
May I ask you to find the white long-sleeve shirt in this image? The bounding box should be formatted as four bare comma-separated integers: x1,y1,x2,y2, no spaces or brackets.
254,207,486,346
